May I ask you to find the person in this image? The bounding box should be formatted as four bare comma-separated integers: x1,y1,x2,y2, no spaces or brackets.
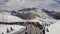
46,28,49,32
42,24,45,34
10,27,13,31
25,32,28,34
2,32,4,34
26,26,27,30
42,30,45,34
6,28,10,33
37,22,43,30
40,32,43,34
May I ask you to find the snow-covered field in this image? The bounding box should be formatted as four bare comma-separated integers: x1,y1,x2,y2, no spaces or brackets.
46,20,60,34
0,25,26,34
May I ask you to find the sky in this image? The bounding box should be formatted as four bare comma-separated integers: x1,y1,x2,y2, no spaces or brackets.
0,0,60,11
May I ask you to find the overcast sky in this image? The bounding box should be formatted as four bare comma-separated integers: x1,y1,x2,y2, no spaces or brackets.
0,0,60,11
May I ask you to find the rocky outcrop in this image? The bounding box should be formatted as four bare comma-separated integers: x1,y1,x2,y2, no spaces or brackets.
41,9,60,20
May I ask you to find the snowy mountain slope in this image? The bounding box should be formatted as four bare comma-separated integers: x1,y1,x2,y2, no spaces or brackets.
0,12,26,22
36,9,59,33
36,10,60,34
41,9,60,20
0,9,57,23
36,9,57,24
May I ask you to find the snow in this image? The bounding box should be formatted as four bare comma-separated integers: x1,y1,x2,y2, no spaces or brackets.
0,9,59,34
28,17,57,24
46,20,60,34
0,14,26,22
0,25,26,34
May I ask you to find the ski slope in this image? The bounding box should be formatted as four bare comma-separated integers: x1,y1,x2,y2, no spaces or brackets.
46,20,60,34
